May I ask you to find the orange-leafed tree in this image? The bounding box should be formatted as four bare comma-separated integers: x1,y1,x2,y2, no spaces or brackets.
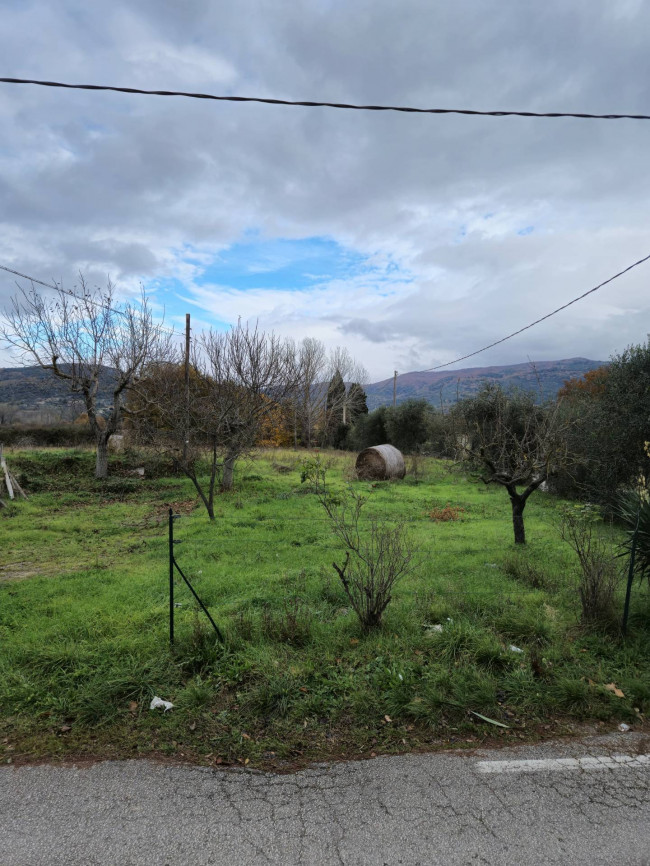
558,366,609,401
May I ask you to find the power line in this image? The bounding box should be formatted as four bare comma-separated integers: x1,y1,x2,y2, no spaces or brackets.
0,264,181,338
418,251,650,372
3,77,650,121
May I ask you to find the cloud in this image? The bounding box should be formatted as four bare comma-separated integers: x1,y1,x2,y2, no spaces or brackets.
2,1,650,378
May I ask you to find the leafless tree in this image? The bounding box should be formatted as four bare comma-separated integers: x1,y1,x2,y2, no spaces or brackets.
290,340,367,448
130,322,300,518
294,337,328,448
203,322,300,491
1,277,164,478
327,347,368,428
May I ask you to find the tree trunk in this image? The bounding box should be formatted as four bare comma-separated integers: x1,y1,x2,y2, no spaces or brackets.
510,494,526,544
221,452,237,491
95,434,109,479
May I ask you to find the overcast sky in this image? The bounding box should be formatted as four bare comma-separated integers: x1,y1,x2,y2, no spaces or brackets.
1,0,650,381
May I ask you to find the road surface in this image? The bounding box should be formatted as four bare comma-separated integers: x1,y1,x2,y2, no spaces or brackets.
2,731,649,865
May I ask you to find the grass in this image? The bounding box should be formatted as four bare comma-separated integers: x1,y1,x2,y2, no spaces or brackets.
1,445,649,769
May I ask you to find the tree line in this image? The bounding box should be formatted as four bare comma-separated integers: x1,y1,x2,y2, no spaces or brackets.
2,277,648,542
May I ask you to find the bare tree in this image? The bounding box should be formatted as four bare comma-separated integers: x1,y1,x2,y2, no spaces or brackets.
130,322,300,517
290,341,369,449
203,323,300,491
294,337,328,448
453,384,572,544
1,277,164,478
326,347,368,429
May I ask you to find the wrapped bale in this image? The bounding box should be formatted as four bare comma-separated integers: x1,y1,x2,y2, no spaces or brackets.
355,444,406,480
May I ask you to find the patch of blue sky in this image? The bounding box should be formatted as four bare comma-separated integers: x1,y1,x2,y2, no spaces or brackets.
191,236,411,292
518,226,534,236
144,277,229,331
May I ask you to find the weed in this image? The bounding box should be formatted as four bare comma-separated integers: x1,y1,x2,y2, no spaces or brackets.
495,607,553,646
261,598,313,647
551,677,592,713
175,676,214,710
246,674,296,718
501,552,556,590
173,615,223,676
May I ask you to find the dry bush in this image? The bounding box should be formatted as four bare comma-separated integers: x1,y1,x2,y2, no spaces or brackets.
560,507,621,627
301,454,417,631
428,504,465,522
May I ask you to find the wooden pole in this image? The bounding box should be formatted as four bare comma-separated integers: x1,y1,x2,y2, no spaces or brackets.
0,444,14,500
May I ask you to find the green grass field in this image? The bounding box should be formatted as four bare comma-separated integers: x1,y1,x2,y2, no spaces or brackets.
1,447,649,769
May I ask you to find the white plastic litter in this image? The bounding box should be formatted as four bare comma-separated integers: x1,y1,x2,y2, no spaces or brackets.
425,623,444,632
150,696,174,712
509,645,524,654
618,723,631,732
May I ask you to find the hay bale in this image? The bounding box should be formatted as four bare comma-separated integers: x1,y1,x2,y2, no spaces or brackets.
355,444,406,480
108,434,124,452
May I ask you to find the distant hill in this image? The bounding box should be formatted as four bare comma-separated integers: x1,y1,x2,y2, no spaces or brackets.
365,358,606,410
0,357,606,419
0,366,116,422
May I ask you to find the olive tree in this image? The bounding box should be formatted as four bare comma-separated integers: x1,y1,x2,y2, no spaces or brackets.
454,384,572,544
1,277,163,478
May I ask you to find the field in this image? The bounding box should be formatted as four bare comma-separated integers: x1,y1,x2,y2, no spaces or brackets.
1,447,649,769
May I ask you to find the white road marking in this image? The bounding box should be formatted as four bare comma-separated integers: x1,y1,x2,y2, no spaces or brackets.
476,754,650,774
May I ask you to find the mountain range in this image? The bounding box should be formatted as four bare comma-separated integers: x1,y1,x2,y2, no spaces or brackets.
0,357,605,420
364,357,606,410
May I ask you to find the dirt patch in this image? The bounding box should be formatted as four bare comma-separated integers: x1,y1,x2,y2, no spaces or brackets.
146,500,198,525
0,562,43,582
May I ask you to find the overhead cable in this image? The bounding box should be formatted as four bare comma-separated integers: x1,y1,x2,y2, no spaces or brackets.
419,251,650,372
0,264,180,337
2,77,650,121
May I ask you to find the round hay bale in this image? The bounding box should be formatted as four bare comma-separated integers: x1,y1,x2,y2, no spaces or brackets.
355,444,406,481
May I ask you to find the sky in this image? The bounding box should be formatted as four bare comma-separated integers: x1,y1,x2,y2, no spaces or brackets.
1,0,650,381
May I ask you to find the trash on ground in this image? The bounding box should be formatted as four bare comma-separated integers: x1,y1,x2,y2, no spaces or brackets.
618,723,631,732
470,711,509,728
605,682,625,698
150,696,174,712
509,645,524,654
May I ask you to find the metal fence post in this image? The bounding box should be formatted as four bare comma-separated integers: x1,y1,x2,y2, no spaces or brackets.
622,511,640,635
169,507,174,645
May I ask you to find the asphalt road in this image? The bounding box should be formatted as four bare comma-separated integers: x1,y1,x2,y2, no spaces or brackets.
2,731,650,865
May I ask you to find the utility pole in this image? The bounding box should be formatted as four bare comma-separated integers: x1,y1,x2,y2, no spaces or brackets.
393,370,397,407
183,313,190,462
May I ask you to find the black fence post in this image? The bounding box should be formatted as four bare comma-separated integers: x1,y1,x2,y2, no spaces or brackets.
622,513,640,635
169,507,175,645
167,507,225,645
